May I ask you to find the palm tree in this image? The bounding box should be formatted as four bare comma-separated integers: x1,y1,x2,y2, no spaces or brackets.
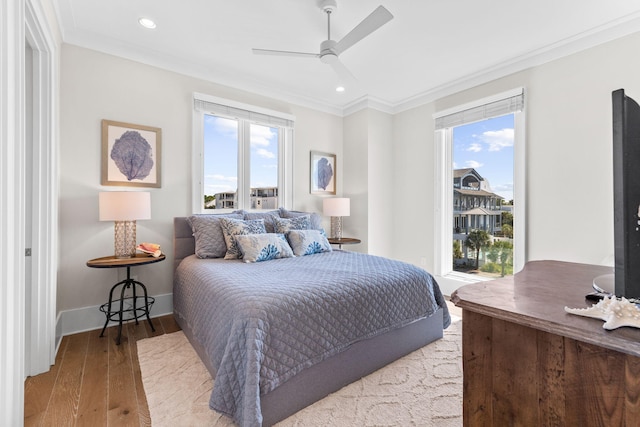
465,229,491,269
501,224,513,239
453,240,463,260
487,240,513,276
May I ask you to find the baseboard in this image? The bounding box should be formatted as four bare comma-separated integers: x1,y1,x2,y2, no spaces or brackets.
55,293,173,339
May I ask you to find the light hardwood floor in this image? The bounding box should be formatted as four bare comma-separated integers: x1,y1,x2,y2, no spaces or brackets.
24,315,181,427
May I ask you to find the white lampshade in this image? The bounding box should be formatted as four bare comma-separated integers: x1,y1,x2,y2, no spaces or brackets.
99,191,151,258
323,198,350,217
99,191,151,221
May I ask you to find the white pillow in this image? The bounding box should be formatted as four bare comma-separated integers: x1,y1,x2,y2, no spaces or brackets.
219,217,267,260
286,229,332,256
234,233,294,263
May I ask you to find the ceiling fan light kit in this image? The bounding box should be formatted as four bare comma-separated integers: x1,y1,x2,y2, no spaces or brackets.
319,40,338,64
253,1,393,86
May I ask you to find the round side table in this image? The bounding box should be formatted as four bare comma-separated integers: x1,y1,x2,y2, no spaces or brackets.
87,253,165,345
327,237,361,250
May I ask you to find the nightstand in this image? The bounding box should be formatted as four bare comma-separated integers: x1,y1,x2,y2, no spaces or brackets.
327,237,361,250
87,253,165,345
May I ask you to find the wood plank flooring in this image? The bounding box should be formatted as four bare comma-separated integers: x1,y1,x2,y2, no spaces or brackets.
24,315,181,427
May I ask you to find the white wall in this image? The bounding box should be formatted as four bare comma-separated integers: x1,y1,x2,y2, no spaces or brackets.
291,107,343,215
392,31,640,286
58,45,342,316
342,108,394,257
343,109,369,253
392,103,438,267
366,109,394,258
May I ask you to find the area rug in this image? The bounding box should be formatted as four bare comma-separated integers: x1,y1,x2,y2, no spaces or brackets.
138,317,462,427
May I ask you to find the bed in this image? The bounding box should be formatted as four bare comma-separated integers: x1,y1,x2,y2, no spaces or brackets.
172,213,450,427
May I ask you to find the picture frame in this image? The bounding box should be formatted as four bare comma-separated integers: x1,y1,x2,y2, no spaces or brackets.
310,151,336,195
101,119,162,188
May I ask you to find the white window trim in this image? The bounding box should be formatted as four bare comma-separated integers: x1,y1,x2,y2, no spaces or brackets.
433,88,526,281
191,93,294,213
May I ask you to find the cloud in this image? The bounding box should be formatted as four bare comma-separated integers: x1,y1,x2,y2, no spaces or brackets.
255,148,275,159
493,183,513,192
207,174,237,182
467,143,482,152
251,125,276,147
207,184,234,189
480,128,514,151
465,160,483,168
208,116,238,135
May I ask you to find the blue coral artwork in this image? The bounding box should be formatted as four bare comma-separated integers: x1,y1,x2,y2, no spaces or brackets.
102,120,162,188
111,131,153,180
310,151,336,195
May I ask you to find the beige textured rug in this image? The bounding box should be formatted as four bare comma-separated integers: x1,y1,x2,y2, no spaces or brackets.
138,318,462,426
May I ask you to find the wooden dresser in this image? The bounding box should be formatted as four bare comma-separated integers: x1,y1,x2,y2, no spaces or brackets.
451,260,640,426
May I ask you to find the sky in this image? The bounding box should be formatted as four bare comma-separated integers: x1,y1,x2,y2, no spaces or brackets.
453,114,514,201
203,114,278,196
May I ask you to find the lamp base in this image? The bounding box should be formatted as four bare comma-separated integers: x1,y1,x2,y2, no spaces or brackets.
330,216,343,240
114,220,137,258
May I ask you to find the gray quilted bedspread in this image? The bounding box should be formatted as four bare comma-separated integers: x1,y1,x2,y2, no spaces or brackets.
173,250,450,427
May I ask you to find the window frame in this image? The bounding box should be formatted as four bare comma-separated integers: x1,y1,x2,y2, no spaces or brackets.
433,88,526,280
192,93,294,213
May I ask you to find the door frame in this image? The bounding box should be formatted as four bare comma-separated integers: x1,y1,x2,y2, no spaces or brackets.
25,0,58,376
0,0,58,423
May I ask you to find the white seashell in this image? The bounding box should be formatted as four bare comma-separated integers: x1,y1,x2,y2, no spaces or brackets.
564,296,640,330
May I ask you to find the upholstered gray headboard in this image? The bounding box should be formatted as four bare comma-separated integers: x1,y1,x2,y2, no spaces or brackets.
173,217,195,272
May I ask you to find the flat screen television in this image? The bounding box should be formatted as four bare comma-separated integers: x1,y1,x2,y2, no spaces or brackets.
595,89,640,298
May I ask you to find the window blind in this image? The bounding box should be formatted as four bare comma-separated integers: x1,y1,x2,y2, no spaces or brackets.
194,96,294,128
434,90,524,130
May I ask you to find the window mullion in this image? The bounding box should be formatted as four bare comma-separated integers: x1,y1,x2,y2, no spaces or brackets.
238,120,251,209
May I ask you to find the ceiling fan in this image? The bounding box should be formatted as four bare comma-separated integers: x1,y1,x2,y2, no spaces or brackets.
252,0,393,85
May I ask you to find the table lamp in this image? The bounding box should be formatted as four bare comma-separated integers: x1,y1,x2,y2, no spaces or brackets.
323,197,350,239
99,191,151,258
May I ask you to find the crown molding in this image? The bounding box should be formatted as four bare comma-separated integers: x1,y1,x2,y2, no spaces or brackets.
392,11,640,114
342,95,394,116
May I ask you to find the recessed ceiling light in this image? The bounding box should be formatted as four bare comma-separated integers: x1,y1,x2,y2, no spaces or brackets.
138,17,156,29
336,86,345,93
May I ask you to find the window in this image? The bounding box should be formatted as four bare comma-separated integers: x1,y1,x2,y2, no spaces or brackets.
433,88,525,279
452,115,514,277
192,93,294,212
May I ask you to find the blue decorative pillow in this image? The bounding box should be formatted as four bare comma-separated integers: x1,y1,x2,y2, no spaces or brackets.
278,208,323,230
286,229,332,256
187,213,244,258
219,217,267,260
242,210,281,233
234,233,294,263
274,215,311,233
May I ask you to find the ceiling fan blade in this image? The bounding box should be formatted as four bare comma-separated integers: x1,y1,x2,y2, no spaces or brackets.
334,5,393,55
329,58,357,86
252,48,319,58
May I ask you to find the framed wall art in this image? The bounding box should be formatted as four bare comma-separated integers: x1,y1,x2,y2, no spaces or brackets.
101,119,162,188
310,151,336,195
